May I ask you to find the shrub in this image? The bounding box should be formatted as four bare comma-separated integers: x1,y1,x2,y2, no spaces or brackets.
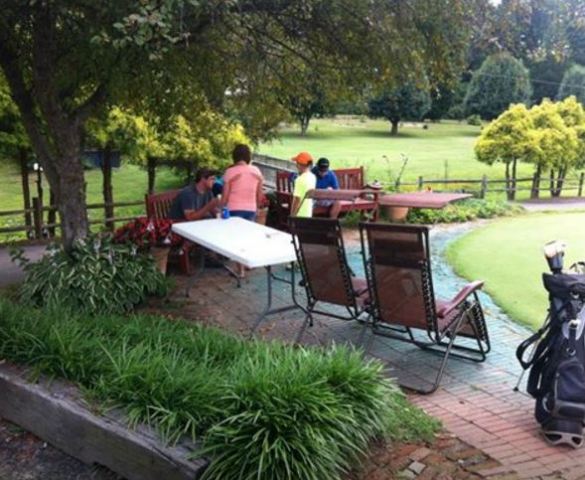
406,198,523,224
0,299,439,479
466,114,482,126
11,234,169,315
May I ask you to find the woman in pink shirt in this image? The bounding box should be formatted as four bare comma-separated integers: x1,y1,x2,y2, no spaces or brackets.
222,144,264,221
223,144,264,277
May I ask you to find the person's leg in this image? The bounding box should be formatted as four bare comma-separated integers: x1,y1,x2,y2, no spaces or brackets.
228,210,257,277
329,201,342,219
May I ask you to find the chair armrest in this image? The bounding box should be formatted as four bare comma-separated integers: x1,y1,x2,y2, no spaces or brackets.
436,280,484,317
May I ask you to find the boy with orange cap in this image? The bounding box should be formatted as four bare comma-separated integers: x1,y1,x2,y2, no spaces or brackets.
290,151,316,217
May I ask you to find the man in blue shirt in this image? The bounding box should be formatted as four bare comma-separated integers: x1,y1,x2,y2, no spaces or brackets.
312,157,339,190
311,157,342,218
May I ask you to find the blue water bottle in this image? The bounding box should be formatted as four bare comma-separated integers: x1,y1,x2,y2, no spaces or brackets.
221,207,230,219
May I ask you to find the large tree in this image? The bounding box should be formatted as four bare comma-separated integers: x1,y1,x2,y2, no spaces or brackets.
367,82,432,135
0,1,473,249
465,53,532,120
557,64,585,105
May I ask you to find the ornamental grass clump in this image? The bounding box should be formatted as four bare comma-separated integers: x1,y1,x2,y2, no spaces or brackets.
0,299,439,480
10,234,169,315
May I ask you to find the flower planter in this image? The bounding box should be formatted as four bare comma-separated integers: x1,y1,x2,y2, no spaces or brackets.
151,247,170,275
382,205,410,222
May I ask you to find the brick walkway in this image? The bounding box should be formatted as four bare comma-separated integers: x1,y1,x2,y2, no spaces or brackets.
159,227,585,480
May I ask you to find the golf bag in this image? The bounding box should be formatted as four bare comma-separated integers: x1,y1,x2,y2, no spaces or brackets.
517,245,585,448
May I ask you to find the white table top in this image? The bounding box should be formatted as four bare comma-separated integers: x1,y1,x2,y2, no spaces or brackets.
172,218,296,269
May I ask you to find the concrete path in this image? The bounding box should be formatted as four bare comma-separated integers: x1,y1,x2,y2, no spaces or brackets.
518,197,585,212
0,245,45,287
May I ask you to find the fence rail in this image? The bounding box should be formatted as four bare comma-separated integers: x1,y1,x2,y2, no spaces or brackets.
252,154,585,199
0,199,144,239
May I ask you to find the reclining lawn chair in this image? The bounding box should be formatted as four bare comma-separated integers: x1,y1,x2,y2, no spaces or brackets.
359,222,491,394
289,217,370,337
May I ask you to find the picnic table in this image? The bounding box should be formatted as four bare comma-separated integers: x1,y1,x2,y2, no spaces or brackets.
378,192,472,221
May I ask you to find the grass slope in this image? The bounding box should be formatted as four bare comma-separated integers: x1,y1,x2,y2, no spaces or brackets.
259,117,537,183
446,212,585,330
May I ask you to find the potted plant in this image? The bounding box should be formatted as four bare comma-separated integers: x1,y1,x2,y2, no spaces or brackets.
114,217,182,274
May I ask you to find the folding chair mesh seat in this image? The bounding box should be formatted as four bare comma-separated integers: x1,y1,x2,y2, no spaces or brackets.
289,217,369,328
360,222,490,394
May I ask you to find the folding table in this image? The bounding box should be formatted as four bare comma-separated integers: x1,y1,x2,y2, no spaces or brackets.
172,218,308,331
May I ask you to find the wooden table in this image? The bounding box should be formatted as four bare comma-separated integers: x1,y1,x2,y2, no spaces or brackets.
378,192,472,221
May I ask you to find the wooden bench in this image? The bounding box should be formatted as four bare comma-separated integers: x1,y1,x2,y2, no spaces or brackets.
145,190,192,275
275,166,379,229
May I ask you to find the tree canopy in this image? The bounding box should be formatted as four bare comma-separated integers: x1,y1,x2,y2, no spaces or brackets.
464,53,532,120
367,82,432,135
0,0,475,248
557,64,585,105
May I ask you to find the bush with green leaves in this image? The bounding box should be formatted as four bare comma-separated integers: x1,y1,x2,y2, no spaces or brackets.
466,114,482,126
406,198,523,224
0,299,439,480
10,234,168,315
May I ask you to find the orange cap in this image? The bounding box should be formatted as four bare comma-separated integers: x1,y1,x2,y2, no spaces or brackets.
291,151,313,165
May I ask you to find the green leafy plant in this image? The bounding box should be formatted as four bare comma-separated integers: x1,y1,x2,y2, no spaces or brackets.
466,114,482,126
10,234,168,315
406,198,523,224
0,299,440,479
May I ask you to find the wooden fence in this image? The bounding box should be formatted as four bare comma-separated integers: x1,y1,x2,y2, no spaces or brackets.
252,154,585,198
396,173,585,198
0,199,144,240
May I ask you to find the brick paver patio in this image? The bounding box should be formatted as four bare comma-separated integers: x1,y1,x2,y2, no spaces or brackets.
160,226,585,480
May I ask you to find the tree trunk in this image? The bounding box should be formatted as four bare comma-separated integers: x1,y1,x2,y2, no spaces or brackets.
0,12,91,251
530,164,541,199
390,120,399,136
549,169,557,197
147,156,157,194
101,146,114,231
299,116,310,136
53,160,88,250
509,159,517,201
505,162,511,200
47,189,56,238
551,166,567,197
18,148,32,235
550,167,567,198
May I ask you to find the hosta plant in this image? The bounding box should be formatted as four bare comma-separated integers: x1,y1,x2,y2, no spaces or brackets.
11,234,169,315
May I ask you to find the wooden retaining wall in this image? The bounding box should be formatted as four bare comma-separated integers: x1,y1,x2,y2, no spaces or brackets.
0,362,207,480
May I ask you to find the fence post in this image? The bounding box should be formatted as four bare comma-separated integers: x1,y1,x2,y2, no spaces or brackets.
32,197,43,240
418,176,423,191
579,172,585,197
480,175,488,199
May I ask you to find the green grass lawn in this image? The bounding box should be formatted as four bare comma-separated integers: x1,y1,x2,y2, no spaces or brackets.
259,117,535,183
260,117,585,199
446,212,585,330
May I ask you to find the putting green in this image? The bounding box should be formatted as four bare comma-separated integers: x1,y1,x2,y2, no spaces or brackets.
446,212,585,330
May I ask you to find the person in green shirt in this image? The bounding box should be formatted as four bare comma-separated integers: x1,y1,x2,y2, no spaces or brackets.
290,151,317,217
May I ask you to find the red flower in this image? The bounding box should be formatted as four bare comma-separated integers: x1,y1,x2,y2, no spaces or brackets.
114,217,183,248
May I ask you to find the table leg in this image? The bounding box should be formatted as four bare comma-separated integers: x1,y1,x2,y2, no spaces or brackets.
250,263,311,339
